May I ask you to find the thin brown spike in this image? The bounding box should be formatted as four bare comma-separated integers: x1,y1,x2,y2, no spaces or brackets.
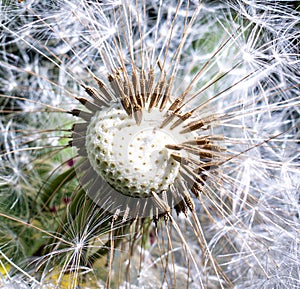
109,74,132,116
75,97,101,113
108,74,121,96
199,162,217,170
184,135,224,145
165,83,192,114
177,179,195,212
170,111,193,130
184,195,195,212
170,153,182,162
126,78,136,105
202,144,226,152
165,144,182,151
94,77,115,101
159,76,174,111
95,77,105,87
185,157,216,170
159,93,170,112
83,86,109,107
182,139,210,146
136,94,144,109
148,74,166,112
132,69,143,107
167,97,183,113
146,68,155,101
123,80,129,96
148,90,158,112
68,109,92,121
132,71,145,108
190,182,202,198
180,119,205,134
182,144,225,159
126,77,143,116
181,145,213,158
140,69,146,104
121,96,133,117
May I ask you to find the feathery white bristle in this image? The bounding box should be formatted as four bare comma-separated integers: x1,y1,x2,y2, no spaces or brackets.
0,0,299,288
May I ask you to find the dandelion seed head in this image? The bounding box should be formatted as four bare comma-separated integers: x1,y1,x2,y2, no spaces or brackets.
71,62,221,219
0,0,299,288
85,103,193,197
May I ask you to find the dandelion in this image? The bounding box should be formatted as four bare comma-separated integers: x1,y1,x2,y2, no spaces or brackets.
0,0,299,288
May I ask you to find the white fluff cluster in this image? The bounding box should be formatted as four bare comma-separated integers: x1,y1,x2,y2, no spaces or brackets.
0,1,299,288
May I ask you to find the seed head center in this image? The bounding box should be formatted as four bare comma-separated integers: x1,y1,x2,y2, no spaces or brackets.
85,104,186,197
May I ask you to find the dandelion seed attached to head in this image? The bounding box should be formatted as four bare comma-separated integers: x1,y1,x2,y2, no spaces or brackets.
70,67,225,220
86,105,183,197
